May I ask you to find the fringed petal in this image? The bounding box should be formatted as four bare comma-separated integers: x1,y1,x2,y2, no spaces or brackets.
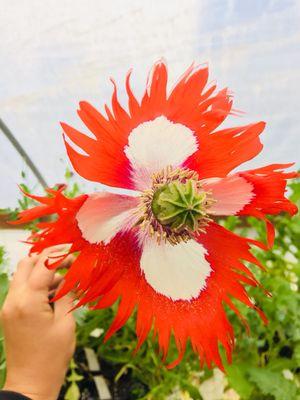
60,224,267,371
62,60,261,189
10,187,87,256
185,122,265,179
238,164,298,246
239,164,298,216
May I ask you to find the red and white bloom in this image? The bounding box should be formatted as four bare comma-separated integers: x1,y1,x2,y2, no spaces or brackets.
13,61,298,370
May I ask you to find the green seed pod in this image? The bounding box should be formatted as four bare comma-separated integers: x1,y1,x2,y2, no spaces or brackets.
151,180,208,232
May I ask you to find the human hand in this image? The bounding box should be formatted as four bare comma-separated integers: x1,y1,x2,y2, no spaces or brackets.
0,245,76,400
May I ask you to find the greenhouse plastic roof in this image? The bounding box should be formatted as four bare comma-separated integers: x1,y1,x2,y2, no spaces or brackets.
1,0,300,208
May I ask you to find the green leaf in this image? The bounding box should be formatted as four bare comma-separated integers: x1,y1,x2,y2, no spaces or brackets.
267,358,295,372
67,359,83,383
64,382,80,400
226,364,254,399
248,367,298,400
0,360,6,389
65,168,72,180
115,363,137,382
180,379,202,399
0,274,9,307
294,343,300,365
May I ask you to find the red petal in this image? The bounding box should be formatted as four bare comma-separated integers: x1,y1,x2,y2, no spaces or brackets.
238,164,298,246
69,225,266,370
63,122,133,190
62,61,257,188
12,186,88,256
141,60,168,116
239,164,298,216
185,122,265,178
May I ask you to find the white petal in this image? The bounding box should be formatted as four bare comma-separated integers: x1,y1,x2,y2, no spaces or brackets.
201,175,254,215
76,192,138,244
125,116,198,190
140,239,211,301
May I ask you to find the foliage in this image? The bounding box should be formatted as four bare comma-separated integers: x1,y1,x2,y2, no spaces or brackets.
0,246,9,388
64,359,83,400
0,172,299,399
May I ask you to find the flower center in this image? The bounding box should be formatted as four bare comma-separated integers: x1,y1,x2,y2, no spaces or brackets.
151,180,209,232
135,166,214,245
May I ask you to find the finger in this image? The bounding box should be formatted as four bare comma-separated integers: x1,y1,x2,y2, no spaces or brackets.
49,273,65,291
11,254,39,287
28,246,70,291
54,292,75,321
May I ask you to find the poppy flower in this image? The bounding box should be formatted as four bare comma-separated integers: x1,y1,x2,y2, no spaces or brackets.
12,61,298,370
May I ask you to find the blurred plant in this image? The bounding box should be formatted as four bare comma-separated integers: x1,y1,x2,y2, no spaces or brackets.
64,359,83,400
0,246,9,388
0,173,299,399
0,171,37,227
63,168,82,199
